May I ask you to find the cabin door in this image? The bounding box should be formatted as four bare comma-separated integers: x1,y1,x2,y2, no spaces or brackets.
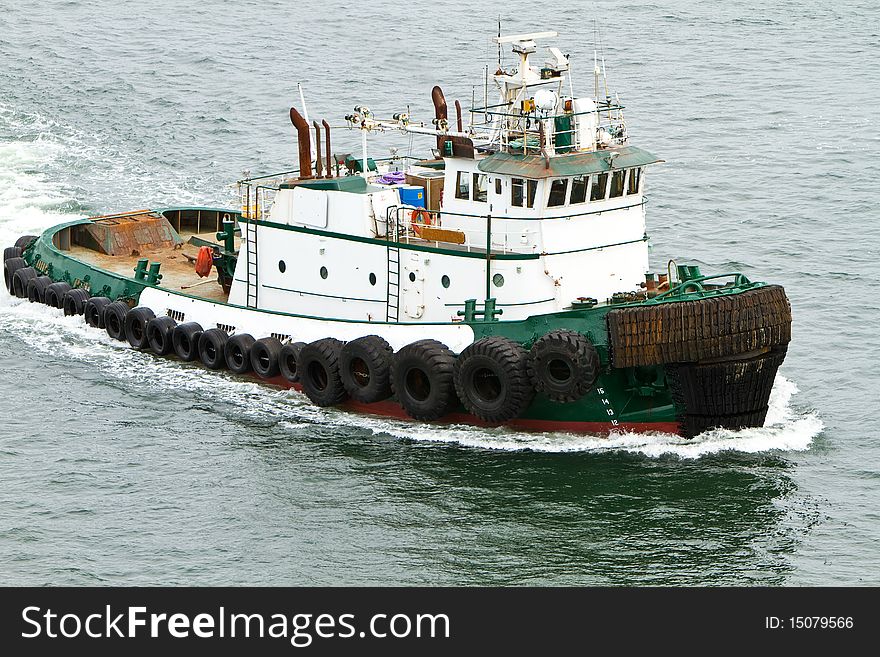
402,252,425,319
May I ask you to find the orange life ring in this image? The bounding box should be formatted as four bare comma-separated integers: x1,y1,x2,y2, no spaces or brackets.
195,245,214,278
410,209,433,236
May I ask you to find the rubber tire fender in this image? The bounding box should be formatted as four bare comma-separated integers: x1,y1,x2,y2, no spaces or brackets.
104,301,129,341
14,235,37,251
298,338,347,406
279,341,306,383
62,288,90,316
339,334,393,403
125,306,155,349
199,328,228,370
172,322,204,362
3,256,26,293
147,316,177,356
453,336,535,422
27,276,52,304
12,266,38,298
390,339,458,421
251,336,283,379
44,281,72,308
527,330,600,403
225,333,255,374
84,296,111,327
4,246,21,263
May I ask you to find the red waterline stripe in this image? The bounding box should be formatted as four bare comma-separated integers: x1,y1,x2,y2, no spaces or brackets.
263,376,680,437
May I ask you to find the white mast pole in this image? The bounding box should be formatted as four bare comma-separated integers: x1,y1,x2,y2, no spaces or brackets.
361,128,369,179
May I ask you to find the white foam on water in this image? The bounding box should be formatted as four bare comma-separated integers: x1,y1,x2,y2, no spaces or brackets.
0,107,84,253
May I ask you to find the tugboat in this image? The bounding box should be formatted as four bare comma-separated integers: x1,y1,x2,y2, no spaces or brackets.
3,32,791,438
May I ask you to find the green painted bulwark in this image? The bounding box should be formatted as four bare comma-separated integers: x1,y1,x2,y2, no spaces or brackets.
478,145,663,179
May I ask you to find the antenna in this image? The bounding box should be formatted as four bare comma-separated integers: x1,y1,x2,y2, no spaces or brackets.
297,82,317,162
497,16,502,69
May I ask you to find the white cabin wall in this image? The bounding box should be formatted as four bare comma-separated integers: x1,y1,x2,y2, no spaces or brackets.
542,241,649,307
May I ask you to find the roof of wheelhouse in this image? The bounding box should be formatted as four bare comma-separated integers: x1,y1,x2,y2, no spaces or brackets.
477,145,662,179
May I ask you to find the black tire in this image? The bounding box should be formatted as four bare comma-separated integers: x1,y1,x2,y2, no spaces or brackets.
666,348,786,418
299,338,347,406
390,339,457,421
678,407,770,439
14,235,37,251
340,335,393,403
199,328,228,369
251,336,283,379
527,330,600,403
12,266,37,298
84,296,111,327
454,336,534,422
172,322,204,362
147,316,177,356
104,301,129,341
606,285,792,368
3,256,26,293
4,246,21,262
225,333,255,374
124,306,155,349
27,276,52,303
62,288,90,316
279,341,306,383
44,281,72,308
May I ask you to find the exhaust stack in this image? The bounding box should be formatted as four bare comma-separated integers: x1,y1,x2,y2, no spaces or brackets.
312,120,323,178
289,106,313,179
431,85,448,153
322,119,333,178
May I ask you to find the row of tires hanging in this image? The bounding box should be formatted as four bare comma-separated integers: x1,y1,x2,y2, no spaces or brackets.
5,238,603,424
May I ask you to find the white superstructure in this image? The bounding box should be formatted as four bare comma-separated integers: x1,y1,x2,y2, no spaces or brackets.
230,32,661,324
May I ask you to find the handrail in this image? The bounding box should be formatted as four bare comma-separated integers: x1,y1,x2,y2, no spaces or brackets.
646,272,755,303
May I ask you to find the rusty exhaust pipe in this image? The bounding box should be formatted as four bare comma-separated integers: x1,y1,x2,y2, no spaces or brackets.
289,106,313,179
431,85,448,153
455,99,463,132
322,119,332,178
312,120,323,178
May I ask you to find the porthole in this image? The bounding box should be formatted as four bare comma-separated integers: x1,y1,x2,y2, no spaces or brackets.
441,275,450,288
493,273,504,287
409,272,416,282
320,266,328,279
369,272,377,286
278,260,286,273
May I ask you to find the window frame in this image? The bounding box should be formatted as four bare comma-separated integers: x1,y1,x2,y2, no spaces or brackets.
609,169,626,199
626,167,642,195
569,174,589,205
472,173,488,203
590,172,609,202
455,170,470,200
547,178,569,207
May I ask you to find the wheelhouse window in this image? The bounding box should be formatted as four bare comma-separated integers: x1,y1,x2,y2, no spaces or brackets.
548,178,568,207
570,175,588,204
609,170,625,198
512,178,523,206
512,178,538,208
526,179,538,208
627,167,642,195
455,171,470,200
590,172,608,201
473,173,488,202
494,178,502,196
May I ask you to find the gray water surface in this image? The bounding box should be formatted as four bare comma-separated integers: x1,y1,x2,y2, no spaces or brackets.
0,0,877,585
